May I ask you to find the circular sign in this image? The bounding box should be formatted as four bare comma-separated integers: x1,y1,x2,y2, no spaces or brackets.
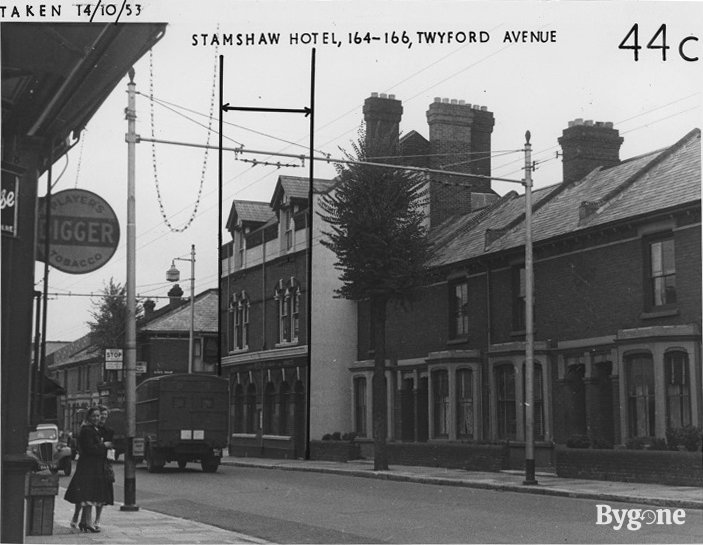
36,189,120,274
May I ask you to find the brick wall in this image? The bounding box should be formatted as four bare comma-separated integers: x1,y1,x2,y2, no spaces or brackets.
556,447,703,486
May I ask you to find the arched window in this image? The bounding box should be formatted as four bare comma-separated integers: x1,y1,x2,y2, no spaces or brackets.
626,354,655,437
495,364,516,440
263,382,276,434
665,351,691,429
456,368,474,439
232,384,244,433
432,369,449,438
274,278,300,344
246,383,257,433
230,291,250,351
278,382,290,435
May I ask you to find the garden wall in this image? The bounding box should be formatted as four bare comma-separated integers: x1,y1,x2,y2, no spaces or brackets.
556,447,703,486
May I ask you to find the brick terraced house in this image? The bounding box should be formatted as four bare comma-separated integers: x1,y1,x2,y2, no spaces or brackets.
349,94,701,467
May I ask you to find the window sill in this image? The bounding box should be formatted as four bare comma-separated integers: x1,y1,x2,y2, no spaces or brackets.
229,347,249,355
640,308,679,320
447,337,469,346
510,329,526,337
274,340,299,348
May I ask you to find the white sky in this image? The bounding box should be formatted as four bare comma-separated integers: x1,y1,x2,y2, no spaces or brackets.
8,0,700,341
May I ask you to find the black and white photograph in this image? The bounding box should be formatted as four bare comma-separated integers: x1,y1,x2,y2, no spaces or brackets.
2,1,702,543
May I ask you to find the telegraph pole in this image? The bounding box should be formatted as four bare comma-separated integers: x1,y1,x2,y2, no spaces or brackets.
523,131,538,485
122,68,139,511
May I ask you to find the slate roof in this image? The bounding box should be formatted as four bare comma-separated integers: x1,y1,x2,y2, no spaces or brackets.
429,128,701,268
141,289,218,334
271,175,337,208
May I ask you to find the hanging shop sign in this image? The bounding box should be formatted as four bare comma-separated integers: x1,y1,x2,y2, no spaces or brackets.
1,171,19,237
36,189,120,274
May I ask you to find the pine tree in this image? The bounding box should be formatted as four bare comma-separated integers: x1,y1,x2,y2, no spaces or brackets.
319,128,431,470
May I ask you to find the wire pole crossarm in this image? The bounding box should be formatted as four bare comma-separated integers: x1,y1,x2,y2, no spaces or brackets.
222,103,312,117
136,135,525,184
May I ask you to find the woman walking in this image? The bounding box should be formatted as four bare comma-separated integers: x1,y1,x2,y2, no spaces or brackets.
64,407,114,532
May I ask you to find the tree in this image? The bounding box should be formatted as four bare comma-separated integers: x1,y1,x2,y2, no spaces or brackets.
318,128,431,470
87,278,142,353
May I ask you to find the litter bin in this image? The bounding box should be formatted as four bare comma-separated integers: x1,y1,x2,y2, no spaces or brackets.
25,472,59,536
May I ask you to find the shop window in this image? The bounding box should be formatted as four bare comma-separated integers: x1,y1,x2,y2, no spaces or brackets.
246,383,257,433
626,354,655,437
665,351,691,429
279,382,290,435
456,368,474,439
263,382,275,434
432,369,449,438
647,235,676,308
353,377,367,437
233,384,244,433
495,364,516,440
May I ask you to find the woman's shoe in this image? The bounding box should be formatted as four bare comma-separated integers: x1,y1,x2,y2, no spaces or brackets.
84,524,101,533
78,522,87,532
69,520,79,531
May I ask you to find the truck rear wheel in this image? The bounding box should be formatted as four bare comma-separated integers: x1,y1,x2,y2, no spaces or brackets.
201,458,219,473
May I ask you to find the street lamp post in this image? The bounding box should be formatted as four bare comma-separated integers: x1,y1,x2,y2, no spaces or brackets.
167,244,196,374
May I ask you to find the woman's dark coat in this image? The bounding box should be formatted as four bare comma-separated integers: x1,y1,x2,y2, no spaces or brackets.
64,423,114,505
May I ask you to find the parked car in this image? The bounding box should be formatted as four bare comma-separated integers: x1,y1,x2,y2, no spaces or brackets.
27,423,72,476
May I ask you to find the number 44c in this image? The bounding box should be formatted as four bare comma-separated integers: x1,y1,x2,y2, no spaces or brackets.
619,24,699,62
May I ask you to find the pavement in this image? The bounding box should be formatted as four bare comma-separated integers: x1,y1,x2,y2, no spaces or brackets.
24,455,703,544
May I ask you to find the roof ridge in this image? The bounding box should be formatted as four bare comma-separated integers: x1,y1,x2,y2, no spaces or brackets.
580,128,701,224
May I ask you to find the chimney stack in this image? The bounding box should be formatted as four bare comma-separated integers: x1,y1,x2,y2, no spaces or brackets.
167,284,183,306
558,119,623,184
425,98,495,226
363,93,403,154
143,299,156,319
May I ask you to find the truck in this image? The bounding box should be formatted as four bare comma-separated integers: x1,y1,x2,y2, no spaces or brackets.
135,373,228,473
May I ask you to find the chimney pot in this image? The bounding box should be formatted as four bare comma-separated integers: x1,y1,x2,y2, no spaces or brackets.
605,122,613,129
450,99,458,104
442,97,449,103
480,106,488,111
371,92,378,98
458,100,466,105
434,97,441,103
389,94,395,99
380,93,387,99
585,119,594,126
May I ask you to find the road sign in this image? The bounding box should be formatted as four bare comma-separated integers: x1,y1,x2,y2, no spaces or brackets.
135,361,147,374
105,348,123,370
132,437,145,458
36,189,120,274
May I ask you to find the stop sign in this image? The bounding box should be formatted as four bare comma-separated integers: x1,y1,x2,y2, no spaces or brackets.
36,189,120,274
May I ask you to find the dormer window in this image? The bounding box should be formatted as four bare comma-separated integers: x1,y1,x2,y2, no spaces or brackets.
283,206,294,251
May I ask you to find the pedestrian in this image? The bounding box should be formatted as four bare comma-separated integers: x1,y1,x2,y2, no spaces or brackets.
64,406,114,532
94,405,115,530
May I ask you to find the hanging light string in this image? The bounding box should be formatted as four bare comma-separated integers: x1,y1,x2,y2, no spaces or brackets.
148,40,218,233
73,130,86,188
